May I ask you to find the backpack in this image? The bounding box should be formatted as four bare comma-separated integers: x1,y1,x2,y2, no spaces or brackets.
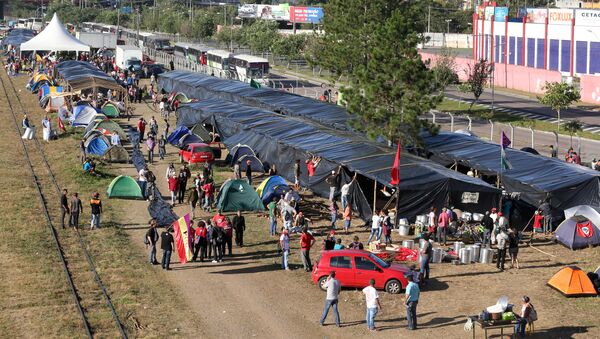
528,304,538,322
284,210,292,221
146,171,156,183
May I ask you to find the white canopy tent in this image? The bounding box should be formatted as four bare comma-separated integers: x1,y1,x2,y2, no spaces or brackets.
20,13,90,53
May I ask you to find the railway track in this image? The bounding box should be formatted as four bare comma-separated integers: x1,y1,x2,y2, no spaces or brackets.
0,63,128,339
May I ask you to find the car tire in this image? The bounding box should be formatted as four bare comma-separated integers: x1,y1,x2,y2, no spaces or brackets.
385,279,402,294
318,276,328,291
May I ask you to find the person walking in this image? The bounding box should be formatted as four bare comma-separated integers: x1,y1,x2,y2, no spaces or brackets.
437,207,449,246
158,135,166,160
60,188,70,229
177,167,188,204
363,279,381,331
419,233,432,281
343,202,352,234
70,192,82,229
367,210,382,244
138,166,148,200
146,135,155,164
319,271,341,327
268,199,278,236
160,227,175,270
508,229,520,269
300,227,316,272
145,219,159,265
168,173,178,206
496,228,509,271
232,211,246,247
192,220,208,262
89,192,102,230
280,228,290,270
405,273,420,330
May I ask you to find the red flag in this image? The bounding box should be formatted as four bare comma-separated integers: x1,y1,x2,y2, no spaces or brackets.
390,141,401,185
57,116,66,132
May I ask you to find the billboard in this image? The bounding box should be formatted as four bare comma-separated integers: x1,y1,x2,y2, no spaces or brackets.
237,4,290,21
494,7,509,22
484,7,495,20
290,7,324,24
548,8,574,25
524,8,548,23
575,9,600,26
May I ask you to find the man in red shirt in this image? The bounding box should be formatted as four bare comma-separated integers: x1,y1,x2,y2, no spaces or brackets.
212,211,233,255
437,207,450,246
192,220,208,262
300,227,316,272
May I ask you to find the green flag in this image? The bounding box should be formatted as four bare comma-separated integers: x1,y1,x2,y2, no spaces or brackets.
250,78,261,89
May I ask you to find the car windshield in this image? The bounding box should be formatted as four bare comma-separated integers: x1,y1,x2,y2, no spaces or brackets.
193,146,211,153
129,60,142,66
369,253,390,268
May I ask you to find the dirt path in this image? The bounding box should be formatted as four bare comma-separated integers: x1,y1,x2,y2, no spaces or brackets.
109,95,600,339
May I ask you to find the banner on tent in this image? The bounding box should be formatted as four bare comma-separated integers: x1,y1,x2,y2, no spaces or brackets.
576,221,594,238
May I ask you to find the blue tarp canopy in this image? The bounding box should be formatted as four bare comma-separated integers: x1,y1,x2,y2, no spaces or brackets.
167,125,190,145
176,99,501,219
423,133,600,210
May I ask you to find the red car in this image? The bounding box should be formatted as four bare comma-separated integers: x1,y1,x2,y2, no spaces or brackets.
311,249,409,294
179,143,215,164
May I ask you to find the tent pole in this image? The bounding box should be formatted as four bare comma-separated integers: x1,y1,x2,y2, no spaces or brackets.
373,180,377,213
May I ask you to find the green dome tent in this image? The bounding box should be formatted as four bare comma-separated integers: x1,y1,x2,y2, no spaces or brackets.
107,175,143,199
216,179,264,212
102,103,120,118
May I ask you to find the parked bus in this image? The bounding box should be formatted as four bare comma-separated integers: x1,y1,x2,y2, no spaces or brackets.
17,19,27,28
174,42,209,64
230,54,269,83
146,36,173,53
206,49,232,71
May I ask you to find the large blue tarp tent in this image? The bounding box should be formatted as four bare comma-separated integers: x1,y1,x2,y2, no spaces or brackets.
176,99,501,220
422,133,600,211
159,71,353,131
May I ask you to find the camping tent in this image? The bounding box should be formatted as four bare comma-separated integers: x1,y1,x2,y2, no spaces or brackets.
87,120,127,139
238,154,265,173
102,103,120,118
256,175,290,202
167,125,191,145
547,266,597,297
564,205,600,228
20,14,90,53
256,176,287,197
84,134,110,156
71,105,102,127
178,133,204,149
228,144,256,165
555,217,600,250
191,123,212,142
45,96,65,113
103,145,130,163
216,179,264,212
107,175,143,199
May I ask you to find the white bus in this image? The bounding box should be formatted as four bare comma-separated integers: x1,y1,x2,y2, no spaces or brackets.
230,54,269,83
173,42,209,64
206,49,232,71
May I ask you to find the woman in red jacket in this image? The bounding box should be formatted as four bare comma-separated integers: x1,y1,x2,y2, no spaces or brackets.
168,174,178,206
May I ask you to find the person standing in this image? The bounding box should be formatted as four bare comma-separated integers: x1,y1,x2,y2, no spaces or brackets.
192,220,208,262
89,192,102,230
367,210,382,244
268,199,278,236
245,159,253,185
41,115,51,142
158,134,166,160
138,166,148,200
22,114,34,140
137,117,146,141
293,159,301,190
70,193,82,229
437,207,449,246
427,207,437,235
79,138,86,164
145,219,159,265
60,189,70,229
168,173,178,206
232,211,246,247
177,168,188,204
188,186,199,219
405,273,420,330
539,199,553,235
319,271,341,327
496,228,509,271
330,201,338,229
280,228,290,270
340,177,354,210
532,210,544,239
300,227,316,272
362,279,381,331
481,211,494,246
146,135,155,164
343,202,352,234
419,233,432,281
160,227,175,270
325,168,341,201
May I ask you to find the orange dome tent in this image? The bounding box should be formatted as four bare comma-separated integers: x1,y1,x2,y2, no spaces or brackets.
547,266,597,297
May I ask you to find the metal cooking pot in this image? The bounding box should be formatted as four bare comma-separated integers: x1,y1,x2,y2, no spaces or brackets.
459,248,472,264
398,225,410,236
472,213,484,222
480,248,494,264
416,215,427,224
431,248,443,263
469,245,481,262
402,240,414,249
454,241,464,254
398,218,408,226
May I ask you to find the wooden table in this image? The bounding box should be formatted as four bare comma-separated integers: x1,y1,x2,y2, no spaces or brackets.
470,316,516,339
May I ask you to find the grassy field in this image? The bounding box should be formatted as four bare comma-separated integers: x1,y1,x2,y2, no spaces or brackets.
0,71,196,337
435,98,600,141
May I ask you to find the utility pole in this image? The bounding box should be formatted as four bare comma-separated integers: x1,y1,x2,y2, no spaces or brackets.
427,5,431,33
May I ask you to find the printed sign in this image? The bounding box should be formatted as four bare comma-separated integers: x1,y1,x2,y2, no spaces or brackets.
290,6,324,24
494,7,509,22
525,8,548,23
548,8,574,25
461,192,480,204
237,4,290,20
576,221,594,238
575,9,600,26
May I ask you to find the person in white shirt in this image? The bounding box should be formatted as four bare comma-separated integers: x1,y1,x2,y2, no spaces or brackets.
165,163,176,179
138,166,148,199
362,279,381,331
367,210,382,244
319,272,341,327
159,100,166,118
110,131,121,146
490,208,499,244
279,229,290,270
41,115,51,142
340,175,356,210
